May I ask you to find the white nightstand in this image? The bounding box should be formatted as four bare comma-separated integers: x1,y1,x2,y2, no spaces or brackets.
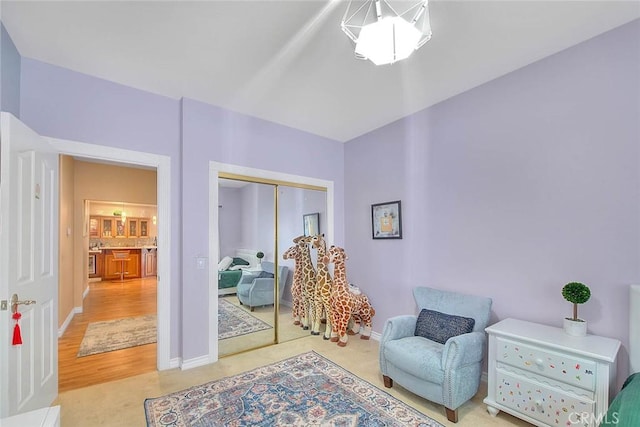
484,318,621,427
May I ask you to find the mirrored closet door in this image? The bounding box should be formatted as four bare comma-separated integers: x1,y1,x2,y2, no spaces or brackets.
216,177,328,357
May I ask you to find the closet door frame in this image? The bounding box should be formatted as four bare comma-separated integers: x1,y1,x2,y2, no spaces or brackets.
208,162,334,362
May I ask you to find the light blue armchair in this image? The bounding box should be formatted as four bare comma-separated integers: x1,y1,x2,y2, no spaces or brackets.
379,287,492,423
237,262,288,312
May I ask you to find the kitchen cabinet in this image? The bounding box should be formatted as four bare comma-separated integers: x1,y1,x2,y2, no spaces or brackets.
142,248,157,277
101,218,114,238
89,217,100,238
89,252,103,278
139,219,149,237
115,219,126,238
103,249,141,280
128,219,138,237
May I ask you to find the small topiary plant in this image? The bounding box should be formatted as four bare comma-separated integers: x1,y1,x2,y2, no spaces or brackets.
256,252,264,262
562,282,591,322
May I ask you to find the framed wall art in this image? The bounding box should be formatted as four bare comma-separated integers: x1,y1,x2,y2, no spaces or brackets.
371,200,402,239
303,212,320,237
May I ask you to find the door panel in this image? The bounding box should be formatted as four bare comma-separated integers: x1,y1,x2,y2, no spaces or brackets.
1,113,59,417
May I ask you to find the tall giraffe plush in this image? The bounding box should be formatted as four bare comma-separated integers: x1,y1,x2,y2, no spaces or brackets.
298,235,317,331
311,234,333,339
283,236,305,326
329,245,375,347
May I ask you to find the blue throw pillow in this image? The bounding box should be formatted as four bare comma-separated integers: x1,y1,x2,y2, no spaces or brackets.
414,309,475,344
257,271,274,279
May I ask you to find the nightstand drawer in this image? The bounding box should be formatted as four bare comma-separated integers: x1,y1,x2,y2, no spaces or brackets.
496,369,595,427
497,337,596,391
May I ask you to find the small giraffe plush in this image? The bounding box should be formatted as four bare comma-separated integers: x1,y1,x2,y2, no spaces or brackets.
283,236,305,326
311,234,333,339
328,245,375,346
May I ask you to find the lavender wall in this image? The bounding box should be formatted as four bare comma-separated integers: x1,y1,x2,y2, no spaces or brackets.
181,98,344,359
218,187,243,258
1,23,20,116
18,58,183,357
345,20,640,386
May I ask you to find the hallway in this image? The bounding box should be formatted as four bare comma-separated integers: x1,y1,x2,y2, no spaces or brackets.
58,277,157,392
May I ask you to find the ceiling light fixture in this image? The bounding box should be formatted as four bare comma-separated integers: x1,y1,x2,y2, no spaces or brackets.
341,0,432,65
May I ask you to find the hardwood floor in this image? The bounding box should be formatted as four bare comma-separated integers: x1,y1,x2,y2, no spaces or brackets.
58,277,157,392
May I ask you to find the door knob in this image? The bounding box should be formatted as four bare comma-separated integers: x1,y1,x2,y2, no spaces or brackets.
11,294,36,313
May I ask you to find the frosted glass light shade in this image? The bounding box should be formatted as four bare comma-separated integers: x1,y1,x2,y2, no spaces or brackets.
355,16,422,65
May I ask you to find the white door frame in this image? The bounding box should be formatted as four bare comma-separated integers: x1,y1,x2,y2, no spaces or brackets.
208,161,334,362
49,137,171,370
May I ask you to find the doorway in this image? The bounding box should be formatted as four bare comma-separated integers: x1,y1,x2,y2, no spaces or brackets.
209,162,334,360
50,138,172,373
58,160,159,391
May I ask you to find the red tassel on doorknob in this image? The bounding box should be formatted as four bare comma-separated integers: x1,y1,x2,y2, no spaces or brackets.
12,312,22,346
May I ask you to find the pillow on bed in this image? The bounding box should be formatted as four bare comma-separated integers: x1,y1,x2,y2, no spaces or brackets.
217,256,233,271
228,265,248,271
232,257,250,266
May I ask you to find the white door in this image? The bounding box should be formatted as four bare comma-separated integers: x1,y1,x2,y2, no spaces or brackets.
0,113,59,417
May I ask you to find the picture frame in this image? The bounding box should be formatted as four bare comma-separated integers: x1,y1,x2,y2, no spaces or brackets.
303,212,320,237
371,200,402,239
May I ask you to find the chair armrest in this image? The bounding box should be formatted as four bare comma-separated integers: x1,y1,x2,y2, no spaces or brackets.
250,278,274,291
442,331,486,369
380,315,417,344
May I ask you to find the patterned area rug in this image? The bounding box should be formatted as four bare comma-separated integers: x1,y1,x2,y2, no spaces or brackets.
144,351,443,426
77,314,156,357
218,298,272,340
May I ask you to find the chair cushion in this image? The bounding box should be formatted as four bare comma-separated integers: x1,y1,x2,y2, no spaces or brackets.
414,309,475,344
383,336,445,384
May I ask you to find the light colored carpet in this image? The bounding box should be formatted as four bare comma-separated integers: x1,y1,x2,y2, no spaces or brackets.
77,315,156,357
218,298,272,340
144,351,444,426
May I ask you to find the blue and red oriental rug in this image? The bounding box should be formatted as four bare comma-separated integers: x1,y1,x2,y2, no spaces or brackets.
144,351,443,426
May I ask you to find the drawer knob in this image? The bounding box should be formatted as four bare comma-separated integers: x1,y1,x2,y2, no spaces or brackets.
535,358,544,367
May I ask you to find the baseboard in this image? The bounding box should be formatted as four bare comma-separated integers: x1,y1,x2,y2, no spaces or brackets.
58,309,75,337
181,354,210,370
169,357,181,369
83,285,90,299
280,299,292,308
58,306,83,337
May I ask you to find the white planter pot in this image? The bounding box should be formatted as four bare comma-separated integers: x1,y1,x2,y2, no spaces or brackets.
564,318,587,337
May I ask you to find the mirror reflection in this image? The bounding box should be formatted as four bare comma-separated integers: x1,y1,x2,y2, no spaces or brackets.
217,178,327,357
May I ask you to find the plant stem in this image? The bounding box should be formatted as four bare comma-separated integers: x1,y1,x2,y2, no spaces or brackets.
573,303,578,321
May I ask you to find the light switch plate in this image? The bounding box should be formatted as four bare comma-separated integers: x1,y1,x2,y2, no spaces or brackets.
196,257,207,270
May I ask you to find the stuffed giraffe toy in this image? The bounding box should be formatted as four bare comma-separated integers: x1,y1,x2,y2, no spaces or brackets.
328,245,375,347
298,235,317,331
311,234,333,339
282,236,305,326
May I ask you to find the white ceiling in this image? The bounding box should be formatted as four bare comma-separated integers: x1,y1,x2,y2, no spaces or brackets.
2,1,639,142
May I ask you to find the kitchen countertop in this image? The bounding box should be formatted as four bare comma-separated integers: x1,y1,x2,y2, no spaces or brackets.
89,246,157,252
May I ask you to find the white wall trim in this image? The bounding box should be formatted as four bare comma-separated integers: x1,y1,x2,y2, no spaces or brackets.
169,358,182,369
208,161,335,362
82,285,89,300
180,355,210,371
48,137,172,371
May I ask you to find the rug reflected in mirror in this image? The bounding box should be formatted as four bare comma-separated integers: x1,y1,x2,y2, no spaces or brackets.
77,314,156,357
144,351,443,426
218,298,272,340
